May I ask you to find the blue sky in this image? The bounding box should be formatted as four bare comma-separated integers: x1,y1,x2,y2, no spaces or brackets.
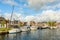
0,0,60,22
0,0,38,16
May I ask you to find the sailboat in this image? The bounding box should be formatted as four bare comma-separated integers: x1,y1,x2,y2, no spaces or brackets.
9,6,21,34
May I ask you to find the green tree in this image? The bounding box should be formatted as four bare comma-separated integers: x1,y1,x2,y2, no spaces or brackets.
1,20,5,28
19,22,23,27
47,21,56,27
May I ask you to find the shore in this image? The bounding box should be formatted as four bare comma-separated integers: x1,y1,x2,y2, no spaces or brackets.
0,25,59,35
0,31,9,35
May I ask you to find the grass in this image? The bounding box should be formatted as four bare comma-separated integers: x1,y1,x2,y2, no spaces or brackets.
0,28,11,31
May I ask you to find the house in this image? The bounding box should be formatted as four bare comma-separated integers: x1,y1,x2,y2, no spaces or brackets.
56,22,60,27
0,17,5,23
30,21,36,26
19,21,24,27
0,17,9,28
8,20,20,28
24,22,27,26
37,22,43,27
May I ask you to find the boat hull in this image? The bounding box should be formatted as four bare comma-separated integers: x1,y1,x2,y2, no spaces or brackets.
9,29,20,34
30,26,37,31
20,26,30,32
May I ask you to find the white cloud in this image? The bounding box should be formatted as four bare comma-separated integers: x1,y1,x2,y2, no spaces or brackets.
24,10,60,22
1,0,18,6
0,10,60,22
43,3,60,10
4,13,11,20
25,16,35,22
27,0,60,10
4,13,22,21
36,10,60,22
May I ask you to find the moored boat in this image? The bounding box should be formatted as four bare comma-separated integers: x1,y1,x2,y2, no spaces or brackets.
9,28,20,34
49,26,57,29
20,26,30,32
42,25,49,29
30,26,37,31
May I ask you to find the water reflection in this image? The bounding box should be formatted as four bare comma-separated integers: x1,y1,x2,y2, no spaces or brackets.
0,29,60,40
0,35,5,40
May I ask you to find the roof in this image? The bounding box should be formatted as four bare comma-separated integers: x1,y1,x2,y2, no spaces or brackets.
0,17,6,23
0,17,5,21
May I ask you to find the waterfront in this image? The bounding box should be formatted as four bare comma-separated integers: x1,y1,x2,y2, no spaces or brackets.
0,29,60,40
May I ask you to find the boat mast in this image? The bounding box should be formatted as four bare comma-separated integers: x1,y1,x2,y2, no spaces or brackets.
10,5,14,25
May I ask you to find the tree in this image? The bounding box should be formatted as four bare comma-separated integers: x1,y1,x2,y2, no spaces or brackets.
1,20,4,28
19,22,23,27
47,21,56,27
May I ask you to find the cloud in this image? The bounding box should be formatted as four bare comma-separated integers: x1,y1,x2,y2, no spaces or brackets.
4,13,22,21
25,16,35,22
24,10,60,22
36,10,60,22
27,0,60,10
42,3,60,10
1,0,18,6
4,13,11,20
0,10,60,22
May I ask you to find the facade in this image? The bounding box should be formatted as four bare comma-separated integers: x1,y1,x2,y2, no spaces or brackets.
37,22,43,27
56,22,60,27
30,21,36,26
0,17,60,28
24,22,27,26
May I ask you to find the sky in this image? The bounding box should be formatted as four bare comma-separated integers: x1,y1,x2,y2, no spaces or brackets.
0,0,60,22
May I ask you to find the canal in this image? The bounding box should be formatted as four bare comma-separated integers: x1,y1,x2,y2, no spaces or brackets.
0,29,60,40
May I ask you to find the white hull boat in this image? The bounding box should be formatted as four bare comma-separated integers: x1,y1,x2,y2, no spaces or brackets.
9,28,20,34
30,26,37,31
50,26,57,29
42,25,49,29
20,26,30,32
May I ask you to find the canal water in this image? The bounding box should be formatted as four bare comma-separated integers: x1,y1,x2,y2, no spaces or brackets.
0,29,60,40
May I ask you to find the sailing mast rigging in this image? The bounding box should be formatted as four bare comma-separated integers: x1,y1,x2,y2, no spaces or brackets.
10,5,15,25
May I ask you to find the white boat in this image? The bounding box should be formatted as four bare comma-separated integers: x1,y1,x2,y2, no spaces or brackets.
30,26,37,31
42,25,49,29
9,28,20,34
42,24,49,29
20,26,30,32
50,26,57,29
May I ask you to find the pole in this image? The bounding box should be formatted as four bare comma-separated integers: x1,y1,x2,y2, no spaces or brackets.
10,5,15,25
